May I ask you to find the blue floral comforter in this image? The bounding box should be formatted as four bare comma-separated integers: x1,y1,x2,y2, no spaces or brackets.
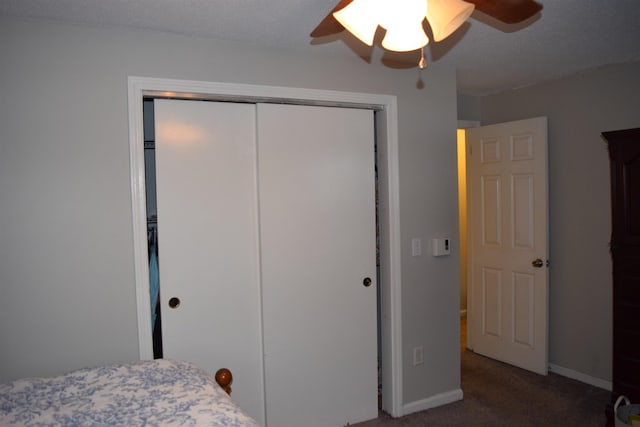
0,359,260,426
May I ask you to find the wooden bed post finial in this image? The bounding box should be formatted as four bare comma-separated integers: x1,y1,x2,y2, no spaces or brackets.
215,368,233,395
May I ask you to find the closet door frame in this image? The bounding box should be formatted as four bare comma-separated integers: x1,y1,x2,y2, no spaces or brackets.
127,76,403,417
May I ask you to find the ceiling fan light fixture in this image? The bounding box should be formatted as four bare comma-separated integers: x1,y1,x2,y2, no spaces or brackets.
333,0,383,46
425,0,475,42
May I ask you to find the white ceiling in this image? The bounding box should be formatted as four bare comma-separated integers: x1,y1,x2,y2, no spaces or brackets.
2,0,640,95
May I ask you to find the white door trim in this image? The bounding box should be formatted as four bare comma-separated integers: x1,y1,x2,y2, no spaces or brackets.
127,76,404,417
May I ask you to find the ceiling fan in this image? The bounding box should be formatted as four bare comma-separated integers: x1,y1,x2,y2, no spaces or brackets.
311,0,542,65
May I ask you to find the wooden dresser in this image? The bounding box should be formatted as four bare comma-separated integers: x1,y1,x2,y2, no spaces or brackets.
603,127,640,423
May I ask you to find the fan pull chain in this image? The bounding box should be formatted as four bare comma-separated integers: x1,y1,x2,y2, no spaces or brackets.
418,47,427,69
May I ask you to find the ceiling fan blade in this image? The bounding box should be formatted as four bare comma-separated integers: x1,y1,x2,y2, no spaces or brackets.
466,0,542,24
310,0,353,38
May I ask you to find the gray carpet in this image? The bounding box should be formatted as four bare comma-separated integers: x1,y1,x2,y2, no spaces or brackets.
355,320,611,426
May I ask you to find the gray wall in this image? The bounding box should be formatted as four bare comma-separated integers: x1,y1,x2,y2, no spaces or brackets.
479,60,640,382
0,18,461,408
457,94,481,122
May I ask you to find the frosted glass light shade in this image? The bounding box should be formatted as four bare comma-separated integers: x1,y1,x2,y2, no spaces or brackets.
381,26,429,51
333,0,383,46
426,0,475,42
378,0,429,51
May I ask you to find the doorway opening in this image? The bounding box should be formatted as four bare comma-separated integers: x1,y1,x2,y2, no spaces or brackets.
143,97,382,414
457,125,474,352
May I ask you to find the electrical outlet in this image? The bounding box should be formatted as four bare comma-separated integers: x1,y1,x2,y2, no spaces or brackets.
413,346,424,366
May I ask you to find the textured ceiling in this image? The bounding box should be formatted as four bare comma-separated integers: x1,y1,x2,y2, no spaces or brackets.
2,0,640,95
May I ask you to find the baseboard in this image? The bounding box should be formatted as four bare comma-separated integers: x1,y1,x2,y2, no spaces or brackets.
403,389,463,416
548,363,612,391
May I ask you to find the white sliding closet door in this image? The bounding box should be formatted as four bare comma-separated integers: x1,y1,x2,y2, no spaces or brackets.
154,99,265,424
258,104,378,427
154,100,378,427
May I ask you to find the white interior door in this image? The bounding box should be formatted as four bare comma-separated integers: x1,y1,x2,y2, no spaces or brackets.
258,104,378,427
466,117,549,375
154,99,265,424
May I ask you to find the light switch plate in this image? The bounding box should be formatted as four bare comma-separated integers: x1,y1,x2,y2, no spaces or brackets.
411,238,422,256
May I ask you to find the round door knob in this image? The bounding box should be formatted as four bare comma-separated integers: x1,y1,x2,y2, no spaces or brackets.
363,277,372,287
532,259,544,268
168,297,181,309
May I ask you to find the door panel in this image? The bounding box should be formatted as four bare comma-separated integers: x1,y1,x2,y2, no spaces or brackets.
482,267,502,338
257,104,378,427
154,99,265,424
513,272,534,347
482,175,502,245
512,174,534,248
467,117,548,375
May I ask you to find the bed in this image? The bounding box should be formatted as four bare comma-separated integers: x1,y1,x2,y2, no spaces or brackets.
0,359,260,426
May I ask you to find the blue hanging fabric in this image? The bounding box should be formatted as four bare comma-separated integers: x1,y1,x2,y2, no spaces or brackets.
149,236,160,330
